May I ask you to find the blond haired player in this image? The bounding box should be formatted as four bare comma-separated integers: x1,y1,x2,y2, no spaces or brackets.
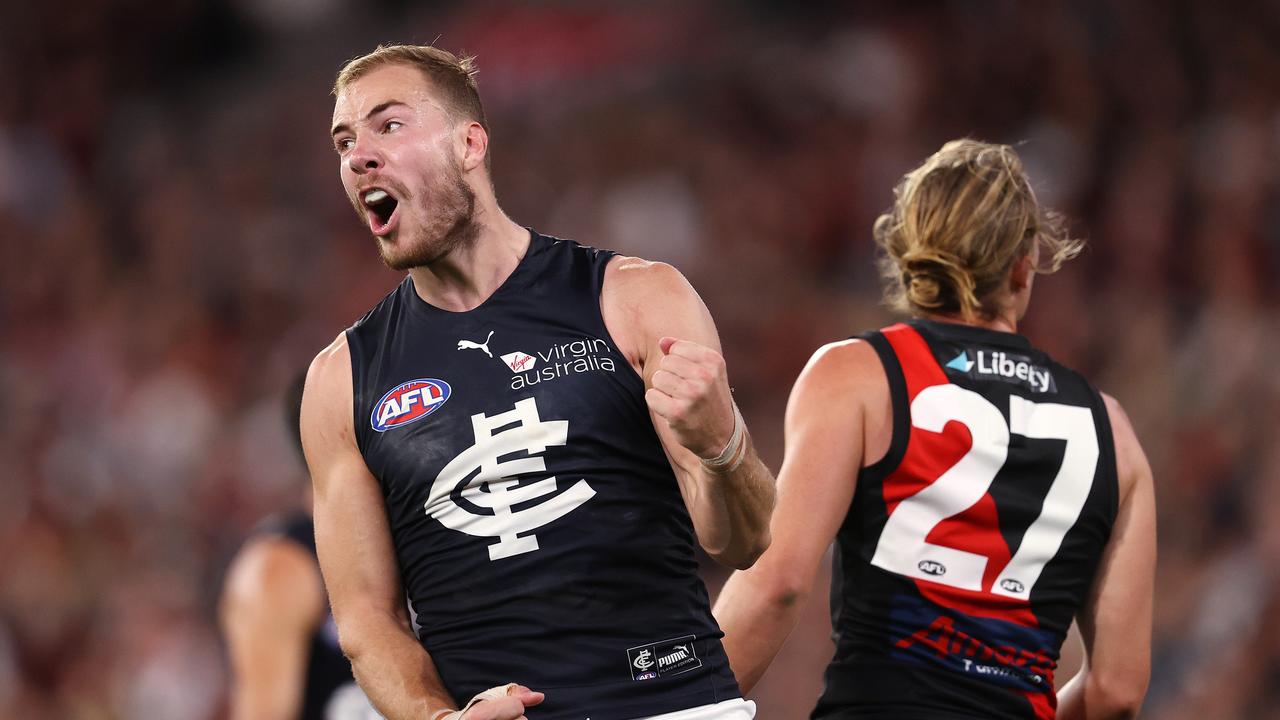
715,140,1154,719
302,45,774,720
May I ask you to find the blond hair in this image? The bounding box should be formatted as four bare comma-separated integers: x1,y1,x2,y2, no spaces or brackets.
873,139,1082,319
334,44,489,135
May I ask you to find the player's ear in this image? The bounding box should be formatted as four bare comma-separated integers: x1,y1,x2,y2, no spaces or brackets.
459,121,488,172
1009,251,1034,293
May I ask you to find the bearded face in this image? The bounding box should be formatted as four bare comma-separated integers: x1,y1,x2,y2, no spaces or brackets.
331,64,479,270
353,148,477,271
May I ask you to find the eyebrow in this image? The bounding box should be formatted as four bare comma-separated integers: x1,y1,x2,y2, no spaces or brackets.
331,100,408,137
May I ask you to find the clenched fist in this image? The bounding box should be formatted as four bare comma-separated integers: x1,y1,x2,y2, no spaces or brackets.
645,336,737,460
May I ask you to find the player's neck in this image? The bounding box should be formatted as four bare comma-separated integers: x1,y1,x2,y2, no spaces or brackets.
407,198,530,312
921,308,1019,335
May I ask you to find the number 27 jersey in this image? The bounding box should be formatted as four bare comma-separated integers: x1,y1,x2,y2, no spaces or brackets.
814,319,1118,720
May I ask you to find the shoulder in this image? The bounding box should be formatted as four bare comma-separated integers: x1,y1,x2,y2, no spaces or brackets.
798,339,884,393
602,256,706,326
303,333,350,397
1099,392,1152,501
804,338,881,377
780,339,891,473
1099,393,1139,463
308,330,350,368
603,255,696,302
1099,392,1128,427
601,256,713,365
222,534,326,624
789,339,886,413
301,333,357,454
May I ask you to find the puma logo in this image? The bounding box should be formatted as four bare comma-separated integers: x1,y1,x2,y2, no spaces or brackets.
457,330,495,358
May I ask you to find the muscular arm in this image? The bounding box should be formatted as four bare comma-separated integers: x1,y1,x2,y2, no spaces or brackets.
713,341,882,692
304,336,542,720
1056,394,1155,720
303,335,459,720
220,536,326,720
602,258,775,569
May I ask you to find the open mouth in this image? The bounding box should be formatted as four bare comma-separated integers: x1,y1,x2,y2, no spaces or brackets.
362,188,401,236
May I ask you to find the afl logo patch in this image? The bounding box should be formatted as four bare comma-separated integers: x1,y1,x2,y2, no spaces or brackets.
371,379,451,432
1000,578,1026,594
917,559,947,577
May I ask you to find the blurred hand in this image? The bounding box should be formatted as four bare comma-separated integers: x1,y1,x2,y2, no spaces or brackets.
645,336,736,459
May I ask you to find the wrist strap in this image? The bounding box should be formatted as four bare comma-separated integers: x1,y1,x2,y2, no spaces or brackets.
700,403,747,474
431,683,519,720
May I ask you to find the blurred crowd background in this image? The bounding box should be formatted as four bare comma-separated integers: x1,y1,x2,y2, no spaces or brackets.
2,0,1279,718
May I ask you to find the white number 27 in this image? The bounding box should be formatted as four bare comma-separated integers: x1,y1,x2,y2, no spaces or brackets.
869,384,1099,599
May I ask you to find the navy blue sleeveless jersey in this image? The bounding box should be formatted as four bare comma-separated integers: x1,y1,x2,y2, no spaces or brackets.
345,230,739,719
255,512,376,720
813,319,1118,720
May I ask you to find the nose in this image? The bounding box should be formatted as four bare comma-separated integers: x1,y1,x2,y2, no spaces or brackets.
347,138,383,175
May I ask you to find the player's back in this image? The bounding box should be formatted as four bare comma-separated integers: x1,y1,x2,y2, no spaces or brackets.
815,319,1118,720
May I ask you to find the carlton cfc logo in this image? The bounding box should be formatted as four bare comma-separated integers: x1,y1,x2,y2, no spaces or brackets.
371,379,451,432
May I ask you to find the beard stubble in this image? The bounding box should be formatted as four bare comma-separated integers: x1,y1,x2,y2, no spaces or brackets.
377,160,478,271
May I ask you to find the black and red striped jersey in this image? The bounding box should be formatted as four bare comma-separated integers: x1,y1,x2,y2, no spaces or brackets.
813,319,1118,720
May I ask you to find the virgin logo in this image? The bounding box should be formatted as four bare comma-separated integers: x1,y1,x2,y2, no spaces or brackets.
500,351,537,373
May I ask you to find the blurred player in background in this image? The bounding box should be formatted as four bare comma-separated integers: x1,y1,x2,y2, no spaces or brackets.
220,373,381,720
715,140,1155,719
302,45,774,720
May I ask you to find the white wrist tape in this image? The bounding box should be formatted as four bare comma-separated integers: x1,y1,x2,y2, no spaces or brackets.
700,403,747,474
430,684,517,720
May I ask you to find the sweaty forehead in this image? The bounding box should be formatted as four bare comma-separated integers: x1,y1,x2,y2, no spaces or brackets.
331,64,443,125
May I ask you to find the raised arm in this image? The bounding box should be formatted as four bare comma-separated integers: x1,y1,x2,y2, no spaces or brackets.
1056,394,1155,720
713,340,883,692
220,535,326,720
602,257,775,569
302,334,542,720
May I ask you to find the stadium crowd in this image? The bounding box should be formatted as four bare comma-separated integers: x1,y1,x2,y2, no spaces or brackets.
1,1,1278,717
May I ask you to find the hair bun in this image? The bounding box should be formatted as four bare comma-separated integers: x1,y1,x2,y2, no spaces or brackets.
900,249,974,312
903,266,943,309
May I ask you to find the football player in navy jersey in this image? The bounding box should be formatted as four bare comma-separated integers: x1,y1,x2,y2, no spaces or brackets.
715,140,1155,719
301,45,773,720
221,373,381,720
